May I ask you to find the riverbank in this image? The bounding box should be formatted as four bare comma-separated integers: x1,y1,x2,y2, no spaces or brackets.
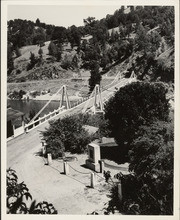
32,93,83,101
7,92,85,102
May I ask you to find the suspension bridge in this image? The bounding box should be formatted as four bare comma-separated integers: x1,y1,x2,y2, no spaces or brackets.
7,71,136,167
8,71,137,138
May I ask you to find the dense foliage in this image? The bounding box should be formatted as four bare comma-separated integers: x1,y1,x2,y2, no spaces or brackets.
48,41,62,61
111,120,173,215
8,90,26,100
42,114,96,158
89,61,101,92
101,80,173,215
7,168,57,214
104,81,170,156
26,52,39,71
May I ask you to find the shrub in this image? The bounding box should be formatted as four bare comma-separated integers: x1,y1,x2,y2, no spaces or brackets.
61,54,72,69
42,114,95,158
8,90,26,100
16,69,21,74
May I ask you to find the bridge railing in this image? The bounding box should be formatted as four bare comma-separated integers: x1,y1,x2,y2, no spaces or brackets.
24,96,90,133
25,106,65,132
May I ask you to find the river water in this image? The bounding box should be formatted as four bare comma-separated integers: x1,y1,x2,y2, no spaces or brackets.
8,99,61,118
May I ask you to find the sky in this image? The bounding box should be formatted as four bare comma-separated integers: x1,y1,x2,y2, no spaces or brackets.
8,5,123,28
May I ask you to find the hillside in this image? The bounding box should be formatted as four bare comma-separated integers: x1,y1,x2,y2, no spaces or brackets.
7,6,174,89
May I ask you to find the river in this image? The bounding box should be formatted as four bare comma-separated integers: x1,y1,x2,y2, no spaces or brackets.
8,99,62,118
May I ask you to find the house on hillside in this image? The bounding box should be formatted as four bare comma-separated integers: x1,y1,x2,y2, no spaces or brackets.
7,107,25,139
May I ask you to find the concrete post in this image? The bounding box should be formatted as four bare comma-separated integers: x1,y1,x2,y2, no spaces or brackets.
91,172,95,188
118,181,122,202
100,161,105,173
47,153,52,165
66,162,69,175
22,116,25,130
64,161,69,175
63,161,66,174
42,146,46,155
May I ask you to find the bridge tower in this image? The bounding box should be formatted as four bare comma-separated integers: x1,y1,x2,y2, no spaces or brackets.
60,85,71,109
92,84,104,114
130,70,136,79
82,84,104,115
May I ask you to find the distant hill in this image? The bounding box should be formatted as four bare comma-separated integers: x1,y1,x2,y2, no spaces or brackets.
7,6,174,84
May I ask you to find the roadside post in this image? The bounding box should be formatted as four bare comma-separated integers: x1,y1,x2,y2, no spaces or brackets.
64,161,69,175
118,180,122,202
47,153,52,165
91,172,95,188
99,160,104,174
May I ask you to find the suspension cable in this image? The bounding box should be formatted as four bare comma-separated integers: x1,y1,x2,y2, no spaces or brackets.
29,85,64,123
82,87,96,113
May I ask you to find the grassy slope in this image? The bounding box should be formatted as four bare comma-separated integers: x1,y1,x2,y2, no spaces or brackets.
9,41,78,82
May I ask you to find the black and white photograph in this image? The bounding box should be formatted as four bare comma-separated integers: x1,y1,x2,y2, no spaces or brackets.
1,0,179,218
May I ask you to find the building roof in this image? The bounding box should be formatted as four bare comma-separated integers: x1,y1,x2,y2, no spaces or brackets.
83,125,99,135
7,107,24,121
100,137,118,147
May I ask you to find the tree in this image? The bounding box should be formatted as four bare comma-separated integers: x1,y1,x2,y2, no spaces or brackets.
7,43,14,75
27,52,38,70
104,82,170,153
148,30,161,54
51,26,66,43
107,120,174,215
38,47,43,58
42,114,94,158
83,17,96,26
135,24,149,52
120,120,173,215
89,61,101,92
61,54,72,69
15,46,21,57
101,53,110,69
67,25,81,48
129,120,173,177
48,41,58,56
7,168,58,214
48,41,61,61
110,28,115,43
33,27,46,46
35,18,40,26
